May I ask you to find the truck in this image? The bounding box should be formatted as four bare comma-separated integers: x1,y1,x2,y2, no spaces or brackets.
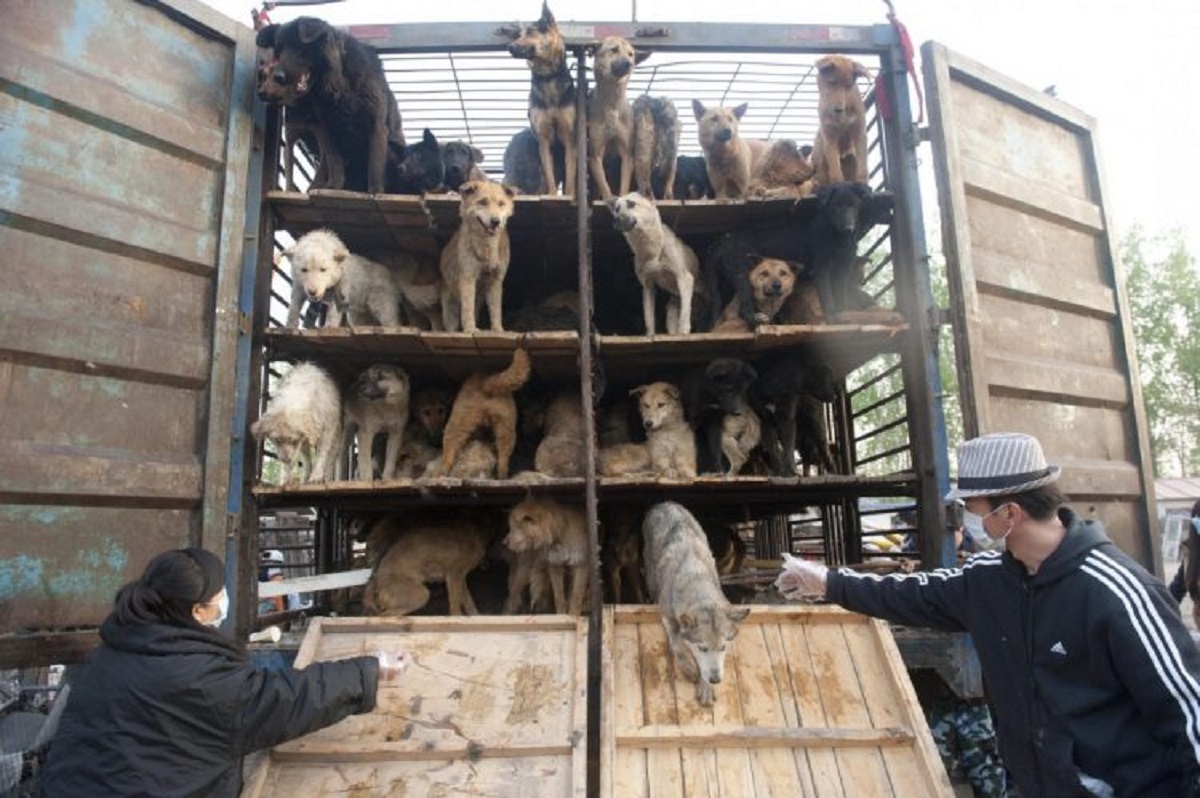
0,0,1158,793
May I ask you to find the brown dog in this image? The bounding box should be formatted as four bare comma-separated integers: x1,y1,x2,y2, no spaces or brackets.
439,180,516,332
692,100,767,199
503,496,589,615
747,139,817,199
533,391,586,478
435,348,532,479
602,508,646,604
712,258,799,332
362,515,489,616
508,2,577,197
812,55,870,185
587,36,650,200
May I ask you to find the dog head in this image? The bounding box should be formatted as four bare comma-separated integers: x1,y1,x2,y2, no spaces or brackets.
255,18,343,106
816,182,873,236
283,229,349,304
412,387,452,442
505,496,560,552
608,191,657,233
673,155,713,200
693,100,747,147
801,361,839,403
757,139,816,187
630,382,685,432
508,2,564,69
392,129,445,193
815,55,871,118
458,181,516,237
441,140,486,191
703,359,758,416
748,258,799,304
354,364,410,404
677,605,751,686
593,36,650,83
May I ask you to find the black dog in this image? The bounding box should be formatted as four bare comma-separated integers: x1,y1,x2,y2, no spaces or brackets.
750,352,839,477
681,358,758,475
662,154,713,201
503,127,564,195
390,128,444,194
440,140,487,190
705,181,877,328
256,17,405,194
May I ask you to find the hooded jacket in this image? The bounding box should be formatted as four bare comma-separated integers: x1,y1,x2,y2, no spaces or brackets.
827,507,1200,798
39,617,379,798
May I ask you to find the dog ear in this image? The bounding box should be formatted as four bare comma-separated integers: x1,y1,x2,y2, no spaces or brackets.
634,49,652,65
628,385,648,399
471,146,486,163
783,259,803,277
665,384,682,402
459,181,479,197
852,182,873,201
815,55,834,73
732,103,748,120
692,99,707,121
538,1,555,30
422,128,438,147
678,612,697,630
727,606,751,624
255,24,279,48
799,144,814,160
853,60,871,81
502,185,518,200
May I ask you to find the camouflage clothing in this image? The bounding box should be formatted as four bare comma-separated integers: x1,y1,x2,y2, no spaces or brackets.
928,694,1009,798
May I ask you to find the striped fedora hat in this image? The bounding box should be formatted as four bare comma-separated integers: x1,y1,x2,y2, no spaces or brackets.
945,432,1061,500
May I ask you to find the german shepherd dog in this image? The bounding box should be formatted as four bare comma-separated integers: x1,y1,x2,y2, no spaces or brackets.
508,3,578,197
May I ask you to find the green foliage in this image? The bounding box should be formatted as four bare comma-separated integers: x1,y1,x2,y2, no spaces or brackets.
1122,227,1200,477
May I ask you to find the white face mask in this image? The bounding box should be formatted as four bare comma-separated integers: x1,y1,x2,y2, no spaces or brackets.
203,590,229,628
963,503,1013,552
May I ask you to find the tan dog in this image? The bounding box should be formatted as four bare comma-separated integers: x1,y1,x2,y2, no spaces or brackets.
587,36,650,200
250,363,342,484
503,496,589,615
747,139,817,199
692,100,767,199
713,258,799,333
363,515,489,616
812,55,870,185
439,180,516,332
424,439,498,479
534,391,586,477
599,382,697,478
508,2,578,196
435,348,532,479
609,192,706,334
721,405,762,476
394,386,452,478
341,364,410,481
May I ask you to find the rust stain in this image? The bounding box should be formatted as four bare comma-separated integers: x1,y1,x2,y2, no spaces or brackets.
458,682,496,720
506,663,560,724
384,782,407,798
810,649,849,720
344,768,379,798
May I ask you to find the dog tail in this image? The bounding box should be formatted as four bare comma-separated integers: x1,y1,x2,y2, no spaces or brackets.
482,347,532,396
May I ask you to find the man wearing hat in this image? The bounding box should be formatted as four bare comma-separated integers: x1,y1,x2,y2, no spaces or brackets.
777,432,1200,797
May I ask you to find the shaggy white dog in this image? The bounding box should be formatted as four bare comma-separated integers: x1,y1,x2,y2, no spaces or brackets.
250,362,342,484
283,229,401,328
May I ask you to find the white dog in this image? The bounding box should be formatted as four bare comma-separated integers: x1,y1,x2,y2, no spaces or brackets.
341,364,410,481
283,229,401,328
609,192,705,334
250,362,342,484
642,501,750,706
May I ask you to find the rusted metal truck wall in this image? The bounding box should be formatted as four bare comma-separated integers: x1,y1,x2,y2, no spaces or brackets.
0,0,257,666
924,43,1158,569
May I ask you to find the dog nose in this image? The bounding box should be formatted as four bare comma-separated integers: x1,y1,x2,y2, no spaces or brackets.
708,675,722,684
612,59,631,77
488,218,501,230
770,281,782,292
643,419,653,430
716,129,733,142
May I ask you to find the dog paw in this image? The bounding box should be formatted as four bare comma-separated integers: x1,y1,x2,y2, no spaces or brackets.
695,681,716,707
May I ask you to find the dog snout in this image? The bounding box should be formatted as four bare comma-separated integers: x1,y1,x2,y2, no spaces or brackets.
611,59,632,78
642,418,654,431
613,215,636,232
508,43,531,58
716,129,733,143
487,217,502,231
768,281,783,294
707,674,722,684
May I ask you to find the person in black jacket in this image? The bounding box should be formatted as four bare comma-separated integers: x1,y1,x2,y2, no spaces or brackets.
39,547,407,798
1167,500,1200,618
777,432,1200,798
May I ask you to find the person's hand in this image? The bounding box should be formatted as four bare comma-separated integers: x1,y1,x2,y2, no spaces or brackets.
374,648,409,681
774,553,828,600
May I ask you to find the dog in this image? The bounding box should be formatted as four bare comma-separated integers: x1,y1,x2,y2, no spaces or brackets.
374,250,443,330
283,230,401,328
440,140,489,190
390,128,445,194
250,362,342,484
747,139,817,199
393,385,452,477
813,55,870,185
667,155,714,200
632,96,681,200
533,391,586,477
503,496,589,615
363,515,489,616
425,439,499,479
610,192,706,335
439,180,517,332
256,17,405,194
681,358,758,475
705,181,875,325
692,100,768,199
508,290,581,332
750,352,839,477
435,348,532,479
642,502,750,706
341,364,410,481
503,127,565,195
508,3,577,197
599,382,696,478
720,406,762,477
712,257,799,332
587,37,650,199
602,508,646,603
256,43,324,191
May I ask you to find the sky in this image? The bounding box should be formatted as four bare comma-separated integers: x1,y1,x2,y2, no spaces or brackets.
204,0,1200,257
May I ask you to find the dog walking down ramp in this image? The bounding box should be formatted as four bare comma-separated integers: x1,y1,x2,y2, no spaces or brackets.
243,616,587,798
601,605,952,797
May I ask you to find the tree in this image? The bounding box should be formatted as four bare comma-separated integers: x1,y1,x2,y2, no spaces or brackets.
1122,227,1200,477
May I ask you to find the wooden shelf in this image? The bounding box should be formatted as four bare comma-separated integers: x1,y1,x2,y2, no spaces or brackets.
253,476,586,510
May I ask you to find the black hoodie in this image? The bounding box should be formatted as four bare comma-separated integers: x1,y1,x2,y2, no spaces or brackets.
39,617,379,797
828,507,1200,798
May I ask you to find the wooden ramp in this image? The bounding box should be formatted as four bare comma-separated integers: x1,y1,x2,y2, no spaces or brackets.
601,605,952,798
244,616,588,798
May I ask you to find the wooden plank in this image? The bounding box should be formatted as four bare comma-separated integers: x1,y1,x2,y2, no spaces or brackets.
570,615,588,798
762,619,819,796
608,611,649,798
708,644,759,798
638,621,685,797
733,622,804,797
1,440,202,504
777,621,844,796
619,725,913,748
257,569,372,598
670,616,718,798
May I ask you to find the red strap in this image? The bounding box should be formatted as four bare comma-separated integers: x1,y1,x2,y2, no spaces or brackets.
887,9,925,125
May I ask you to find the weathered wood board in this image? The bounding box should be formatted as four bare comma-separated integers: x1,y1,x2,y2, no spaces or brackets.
601,605,953,797
244,616,588,797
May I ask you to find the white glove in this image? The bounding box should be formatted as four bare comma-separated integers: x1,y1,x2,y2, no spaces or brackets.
375,648,409,681
774,553,829,601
